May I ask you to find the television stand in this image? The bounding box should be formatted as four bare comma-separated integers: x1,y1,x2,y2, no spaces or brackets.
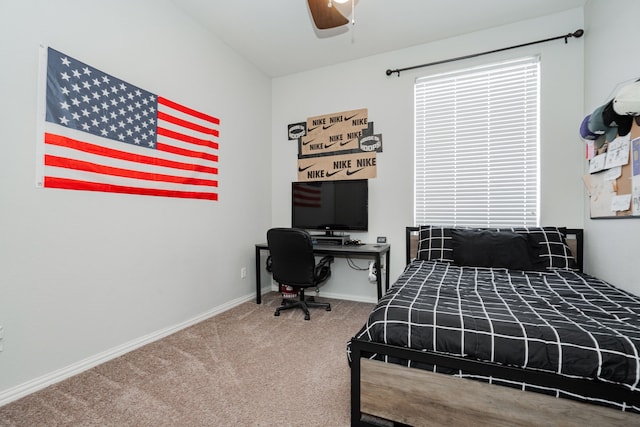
311,234,350,246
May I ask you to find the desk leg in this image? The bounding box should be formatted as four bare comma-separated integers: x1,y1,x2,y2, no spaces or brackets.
385,248,390,293
375,253,382,300
255,246,262,304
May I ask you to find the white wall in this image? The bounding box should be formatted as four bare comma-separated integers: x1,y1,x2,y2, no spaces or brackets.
0,0,272,401
272,8,585,301
583,0,640,293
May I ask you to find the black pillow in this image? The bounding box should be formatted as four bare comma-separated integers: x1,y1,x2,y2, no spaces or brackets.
511,227,577,270
417,225,455,262
451,229,533,270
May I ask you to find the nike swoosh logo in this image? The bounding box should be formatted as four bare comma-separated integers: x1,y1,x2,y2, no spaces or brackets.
307,125,319,132
340,139,356,146
325,141,338,148
302,138,315,146
326,170,343,177
346,168,365,176
344,114,358,121
322,123,335,130
298,164,315,172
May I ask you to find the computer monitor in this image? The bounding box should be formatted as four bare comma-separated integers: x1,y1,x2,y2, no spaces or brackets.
291,179,368,235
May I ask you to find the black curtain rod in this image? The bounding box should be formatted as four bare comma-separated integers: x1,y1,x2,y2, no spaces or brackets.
385,29,584,77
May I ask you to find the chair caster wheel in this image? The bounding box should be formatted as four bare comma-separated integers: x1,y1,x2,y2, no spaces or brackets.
304,314,310,320
274,311,280,317
326,307,331,311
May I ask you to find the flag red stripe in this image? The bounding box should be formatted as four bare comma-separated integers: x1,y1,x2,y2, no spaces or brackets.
293,202,322,207
157,111,219,137
45,155,218,187
45,133,218,175
293,193,321,202
157,127,219,150
44,177,218,200
158,96,220,125
294,187,321,195
156,142,218,163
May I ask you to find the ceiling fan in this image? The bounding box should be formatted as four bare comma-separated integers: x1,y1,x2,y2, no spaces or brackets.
307,0,354,30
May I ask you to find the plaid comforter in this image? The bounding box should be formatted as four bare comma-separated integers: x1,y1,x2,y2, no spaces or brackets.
351,260,640,404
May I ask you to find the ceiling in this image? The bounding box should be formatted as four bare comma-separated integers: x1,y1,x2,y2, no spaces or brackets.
171,0,586,78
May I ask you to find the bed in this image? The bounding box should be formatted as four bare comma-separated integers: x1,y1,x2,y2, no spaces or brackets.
348,226,640,426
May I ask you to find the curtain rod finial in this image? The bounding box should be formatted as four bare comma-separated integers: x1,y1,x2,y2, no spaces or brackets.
565,29,584,43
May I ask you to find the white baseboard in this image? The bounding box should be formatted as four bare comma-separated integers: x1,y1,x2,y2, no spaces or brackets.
270,283,377,304
320,290,378,304
0,292,261,407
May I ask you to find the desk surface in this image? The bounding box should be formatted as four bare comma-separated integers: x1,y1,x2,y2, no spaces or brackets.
255,242,389,255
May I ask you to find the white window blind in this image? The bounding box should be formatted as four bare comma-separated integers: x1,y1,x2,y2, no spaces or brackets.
414,56,539,227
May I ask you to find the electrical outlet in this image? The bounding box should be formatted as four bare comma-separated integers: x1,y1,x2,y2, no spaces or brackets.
240,267,247,279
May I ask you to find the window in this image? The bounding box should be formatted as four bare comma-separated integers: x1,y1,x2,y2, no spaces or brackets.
414,56,539,227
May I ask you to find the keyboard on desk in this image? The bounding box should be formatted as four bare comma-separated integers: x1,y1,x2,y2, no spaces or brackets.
343,239,363,246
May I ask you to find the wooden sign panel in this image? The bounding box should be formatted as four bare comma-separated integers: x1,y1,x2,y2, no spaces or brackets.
300,108,369,157
297,152,376,181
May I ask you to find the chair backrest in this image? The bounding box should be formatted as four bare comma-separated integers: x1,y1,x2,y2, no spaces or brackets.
267,228,316,288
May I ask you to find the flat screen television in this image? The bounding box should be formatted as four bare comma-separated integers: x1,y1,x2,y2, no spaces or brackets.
291,179,368,235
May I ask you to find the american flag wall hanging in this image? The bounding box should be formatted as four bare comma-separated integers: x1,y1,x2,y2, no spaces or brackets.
36,46,219,201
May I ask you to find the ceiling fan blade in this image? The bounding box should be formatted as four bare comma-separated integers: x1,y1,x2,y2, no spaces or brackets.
307,0,348,30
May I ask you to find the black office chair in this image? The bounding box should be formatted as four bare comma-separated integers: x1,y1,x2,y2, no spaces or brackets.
266,228,333,320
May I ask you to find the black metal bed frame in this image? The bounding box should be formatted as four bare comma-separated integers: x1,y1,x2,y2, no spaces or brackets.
404,226,584,271
350,226,639,426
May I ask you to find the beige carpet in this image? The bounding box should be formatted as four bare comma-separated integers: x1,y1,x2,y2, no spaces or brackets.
0,292,375,426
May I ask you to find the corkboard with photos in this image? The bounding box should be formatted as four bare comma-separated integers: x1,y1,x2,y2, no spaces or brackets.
583,120,640,218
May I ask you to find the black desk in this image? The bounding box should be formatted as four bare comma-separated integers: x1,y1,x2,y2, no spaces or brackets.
254,243,391,304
